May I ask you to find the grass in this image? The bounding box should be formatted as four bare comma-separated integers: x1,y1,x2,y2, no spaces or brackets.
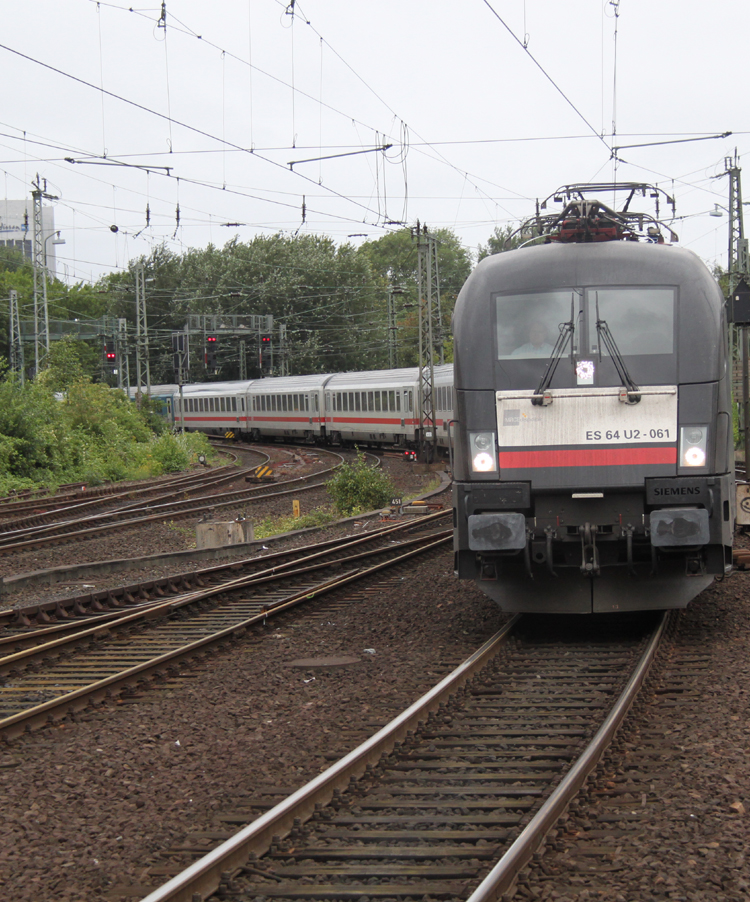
253,506,338,539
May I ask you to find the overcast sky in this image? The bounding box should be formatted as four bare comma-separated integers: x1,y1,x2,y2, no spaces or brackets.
1,0,748,283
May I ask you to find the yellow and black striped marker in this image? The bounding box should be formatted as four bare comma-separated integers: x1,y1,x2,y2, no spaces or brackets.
245,464,275,483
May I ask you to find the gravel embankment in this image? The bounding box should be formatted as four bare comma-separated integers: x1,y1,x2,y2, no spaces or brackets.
0,455,443,610
0,549,504,901
0,461,747,902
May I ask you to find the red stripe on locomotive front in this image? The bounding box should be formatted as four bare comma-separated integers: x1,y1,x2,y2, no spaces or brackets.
498,446,677,468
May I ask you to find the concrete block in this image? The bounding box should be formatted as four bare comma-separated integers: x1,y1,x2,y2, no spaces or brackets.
196,519,254,550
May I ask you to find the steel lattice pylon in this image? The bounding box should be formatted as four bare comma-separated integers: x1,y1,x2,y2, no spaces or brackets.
9,290,24,384
414,223,444,461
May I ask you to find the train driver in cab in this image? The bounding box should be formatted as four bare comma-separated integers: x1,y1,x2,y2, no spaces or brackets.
511,320,554,357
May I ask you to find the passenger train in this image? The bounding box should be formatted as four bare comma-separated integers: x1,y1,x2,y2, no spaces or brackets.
452,186,735,613
131,364,455,450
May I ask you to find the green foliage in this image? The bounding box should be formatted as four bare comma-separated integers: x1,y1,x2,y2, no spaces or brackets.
477,224,526,260
0,367,214,493
360,228,472,367
148,431,214,475
326,451,396,516
253,506,337,539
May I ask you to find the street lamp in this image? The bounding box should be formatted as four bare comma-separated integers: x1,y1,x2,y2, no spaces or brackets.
44,230,66,270
40,231,66,359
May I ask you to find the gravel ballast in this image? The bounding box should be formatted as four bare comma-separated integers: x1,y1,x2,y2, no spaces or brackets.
0,460,747,901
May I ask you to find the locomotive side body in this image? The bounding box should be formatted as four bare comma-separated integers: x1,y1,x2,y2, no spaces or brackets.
452,241,734,613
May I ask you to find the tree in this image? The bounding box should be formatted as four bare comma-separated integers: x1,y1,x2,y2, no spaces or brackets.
360,227,472,366
477,224,526,261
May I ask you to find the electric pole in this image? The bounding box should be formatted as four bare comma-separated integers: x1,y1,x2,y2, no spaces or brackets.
723,152,750,466
31,174,58,374
387,286,405,370
9,290,24,384
135,264,151,403
239,340,247,380
414,223,444,461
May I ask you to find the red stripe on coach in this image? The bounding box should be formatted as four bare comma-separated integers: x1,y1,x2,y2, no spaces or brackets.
498,446,678,468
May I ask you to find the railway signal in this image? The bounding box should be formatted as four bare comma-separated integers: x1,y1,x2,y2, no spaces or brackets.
260,333,273,374
205,334,218,369
104,340,117,369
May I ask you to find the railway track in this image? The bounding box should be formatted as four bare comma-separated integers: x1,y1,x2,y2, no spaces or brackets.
138,611,668,902
0,442,246,523
0,511,451,742
0,446,347,558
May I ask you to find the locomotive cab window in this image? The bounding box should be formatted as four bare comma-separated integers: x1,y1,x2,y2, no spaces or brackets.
496,290,581,359
587,287,675,356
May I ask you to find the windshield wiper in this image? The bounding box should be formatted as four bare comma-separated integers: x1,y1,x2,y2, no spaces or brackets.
531,295,577,406
595,293,641,403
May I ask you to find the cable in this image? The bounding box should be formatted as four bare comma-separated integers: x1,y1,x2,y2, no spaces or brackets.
481,0,611,153
0,42,392,227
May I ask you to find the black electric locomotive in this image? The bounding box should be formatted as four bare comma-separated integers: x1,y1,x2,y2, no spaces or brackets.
452,186,735,613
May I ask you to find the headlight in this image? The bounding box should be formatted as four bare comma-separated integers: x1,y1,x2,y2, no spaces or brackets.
470,432,497,473
680,425,708,468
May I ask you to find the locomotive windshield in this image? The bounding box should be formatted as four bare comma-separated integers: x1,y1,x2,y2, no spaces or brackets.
496,286,675,359
588,288,674,356
496,290,580,359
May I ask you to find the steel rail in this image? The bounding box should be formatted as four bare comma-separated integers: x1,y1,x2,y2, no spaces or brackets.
0,534,451,743
0,445,243,521
465,610,669,902
0,466,257,540
0,507,450,629
138,616,522,902
0,448,339,546
0,453,346,556
0,526,451,674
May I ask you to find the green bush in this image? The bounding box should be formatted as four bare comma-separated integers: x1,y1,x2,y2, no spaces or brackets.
0,368,217,494
150,431,214,473
326,451,396,516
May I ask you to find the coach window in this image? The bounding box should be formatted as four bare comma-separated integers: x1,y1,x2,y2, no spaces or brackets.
374,391,381,412
233,397,238,412
587,287,675,356
496,290,580,359
396,392,401,412
408,390,413,412
389,390,395,411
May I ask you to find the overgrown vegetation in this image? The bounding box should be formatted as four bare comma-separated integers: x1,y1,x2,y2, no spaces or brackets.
0,348,213,495
253,507,337,539
326,451,396,516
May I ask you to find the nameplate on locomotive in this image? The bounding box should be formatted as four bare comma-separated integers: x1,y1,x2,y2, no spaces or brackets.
646,477,713,508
